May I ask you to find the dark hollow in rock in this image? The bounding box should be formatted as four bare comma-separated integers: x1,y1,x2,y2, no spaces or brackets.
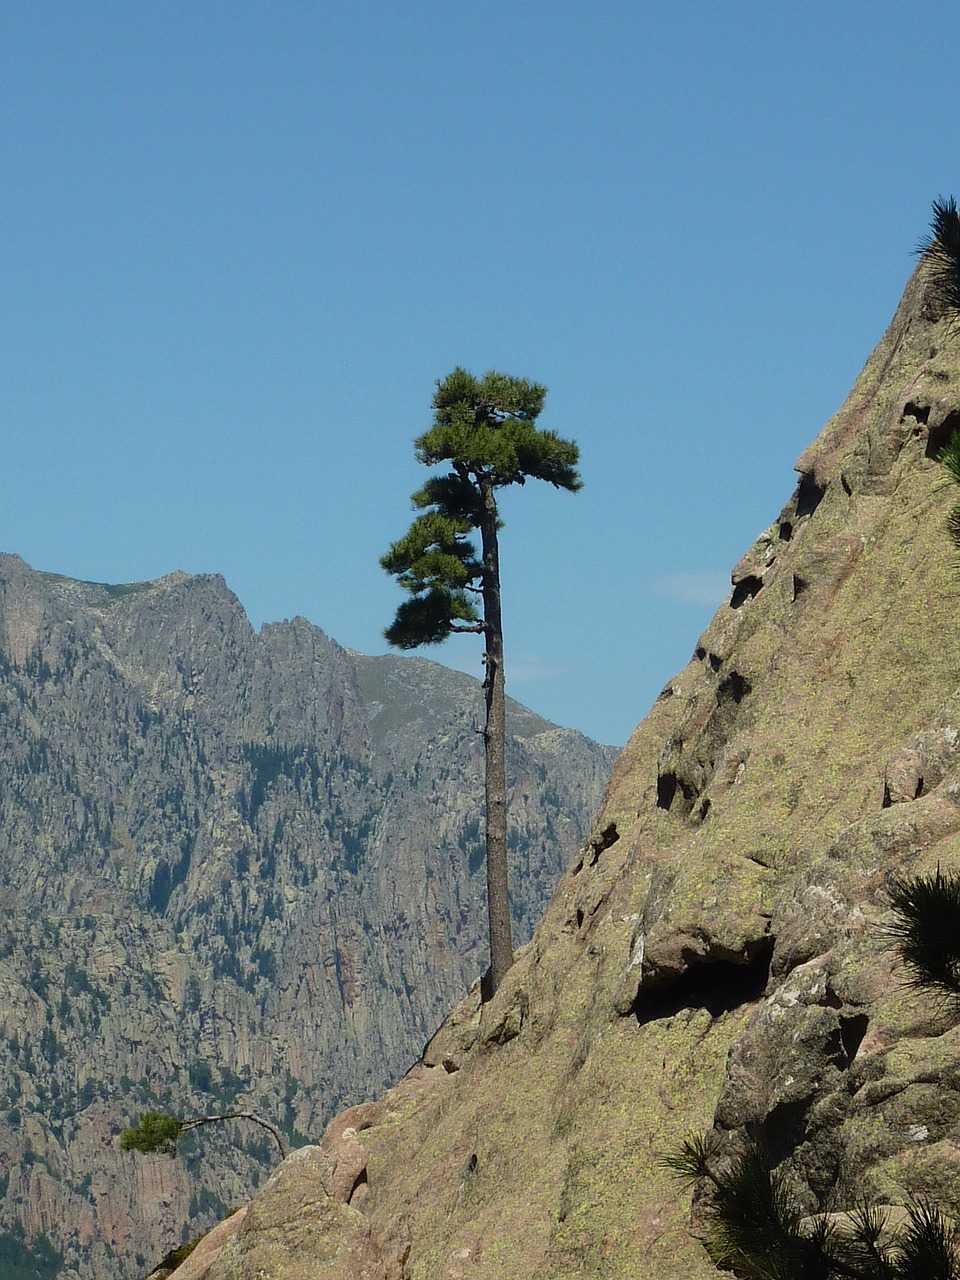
717,670,751,707
795,473,826,519
587,822,619,867
901,400,931,425
633,938,774,1026
756,1095,812,1167
694,647,723,673
792,574,807,601
730,576,763,610
655,770,698,815
838,1012,869,1065
778,520,793,542
925,408,960,459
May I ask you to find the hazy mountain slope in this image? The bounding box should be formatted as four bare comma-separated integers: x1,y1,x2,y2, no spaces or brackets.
194,260,960,1279
0,557,615,1279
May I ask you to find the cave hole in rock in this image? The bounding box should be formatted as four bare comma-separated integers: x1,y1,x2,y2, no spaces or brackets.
778,520,793,542
925,409,960,459
655,770,698,814
902,400,931,426
796,474,825,519
717,670,751,706
694,647,723,672
587,822,619,867
840,472,852,496
838,1012,869,1065
730,576,763,609
349,1168,369,1203
633,938,774,1025
756,1095,811,1167
792,575,807,602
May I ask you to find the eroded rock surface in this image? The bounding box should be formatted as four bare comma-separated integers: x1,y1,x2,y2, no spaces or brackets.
189,259,960,1276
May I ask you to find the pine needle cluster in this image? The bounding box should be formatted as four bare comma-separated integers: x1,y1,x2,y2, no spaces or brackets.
662,1136,960,1279
120,1111,183,1157
886,867,960,1008
917,196,960,325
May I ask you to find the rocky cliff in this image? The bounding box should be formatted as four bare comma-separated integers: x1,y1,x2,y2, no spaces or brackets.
181,259,960,1278
0,557,615,1278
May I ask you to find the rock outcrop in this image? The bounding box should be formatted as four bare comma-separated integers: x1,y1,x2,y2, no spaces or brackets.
0,559,615,1278
182,258,960,1277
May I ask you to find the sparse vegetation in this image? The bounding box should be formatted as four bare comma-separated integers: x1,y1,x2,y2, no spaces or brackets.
917,195,960,325
665,863,960,1276
663,1134,960,1278
886,867,960,1007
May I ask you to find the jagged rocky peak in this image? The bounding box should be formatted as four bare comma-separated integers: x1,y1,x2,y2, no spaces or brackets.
179,258,960,1278
0,553,615,1279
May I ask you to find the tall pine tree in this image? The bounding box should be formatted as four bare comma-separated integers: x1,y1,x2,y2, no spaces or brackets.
381,368,581,997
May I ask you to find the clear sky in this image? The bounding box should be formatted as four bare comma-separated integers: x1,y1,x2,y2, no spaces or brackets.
2,2,957,746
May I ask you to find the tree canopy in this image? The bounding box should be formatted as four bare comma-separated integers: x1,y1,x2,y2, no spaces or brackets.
381,367,580,651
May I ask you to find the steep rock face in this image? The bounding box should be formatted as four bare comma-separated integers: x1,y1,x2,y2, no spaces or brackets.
0,559,615,1278
196,260,960,1278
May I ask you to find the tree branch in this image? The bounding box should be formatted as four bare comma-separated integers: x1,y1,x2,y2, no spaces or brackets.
180,1111,287,1159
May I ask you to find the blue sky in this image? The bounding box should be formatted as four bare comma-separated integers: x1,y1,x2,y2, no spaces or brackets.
1,2,956,745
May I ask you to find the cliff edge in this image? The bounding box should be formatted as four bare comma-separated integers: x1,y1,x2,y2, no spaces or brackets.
184,257,960,1278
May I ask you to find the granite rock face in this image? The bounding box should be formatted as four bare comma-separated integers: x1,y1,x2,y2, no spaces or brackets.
0,557,615,1278
188,259,960,1277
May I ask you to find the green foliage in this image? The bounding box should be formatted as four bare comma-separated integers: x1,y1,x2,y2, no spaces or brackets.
0,1230,63,1280
917,196,960,325
664,1135,960,1278
39,1024,60,1064
120,1111,184,1157
188,1059,214,1093
886,867,960,1006
419,367,580,490
381,367,580,649
152,1234,206,1274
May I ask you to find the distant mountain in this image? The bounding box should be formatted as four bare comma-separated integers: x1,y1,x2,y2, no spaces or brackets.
0,555,616,1278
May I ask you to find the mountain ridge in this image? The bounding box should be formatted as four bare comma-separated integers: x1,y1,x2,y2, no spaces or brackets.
0,553,616,1278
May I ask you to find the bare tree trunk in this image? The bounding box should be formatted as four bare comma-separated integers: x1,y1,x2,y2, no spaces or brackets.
479,478,513,998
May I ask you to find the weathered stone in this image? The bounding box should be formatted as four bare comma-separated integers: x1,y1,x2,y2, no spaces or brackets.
327,1127,368,1205
198,260,960,1277
165,1209,247,1280
883,744,925,804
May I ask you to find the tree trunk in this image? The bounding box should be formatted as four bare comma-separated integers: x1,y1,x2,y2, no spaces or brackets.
479,478,513,998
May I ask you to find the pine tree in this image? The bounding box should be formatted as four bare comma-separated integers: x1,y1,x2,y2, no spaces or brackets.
381,368,581,997
121,1109,286,1159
